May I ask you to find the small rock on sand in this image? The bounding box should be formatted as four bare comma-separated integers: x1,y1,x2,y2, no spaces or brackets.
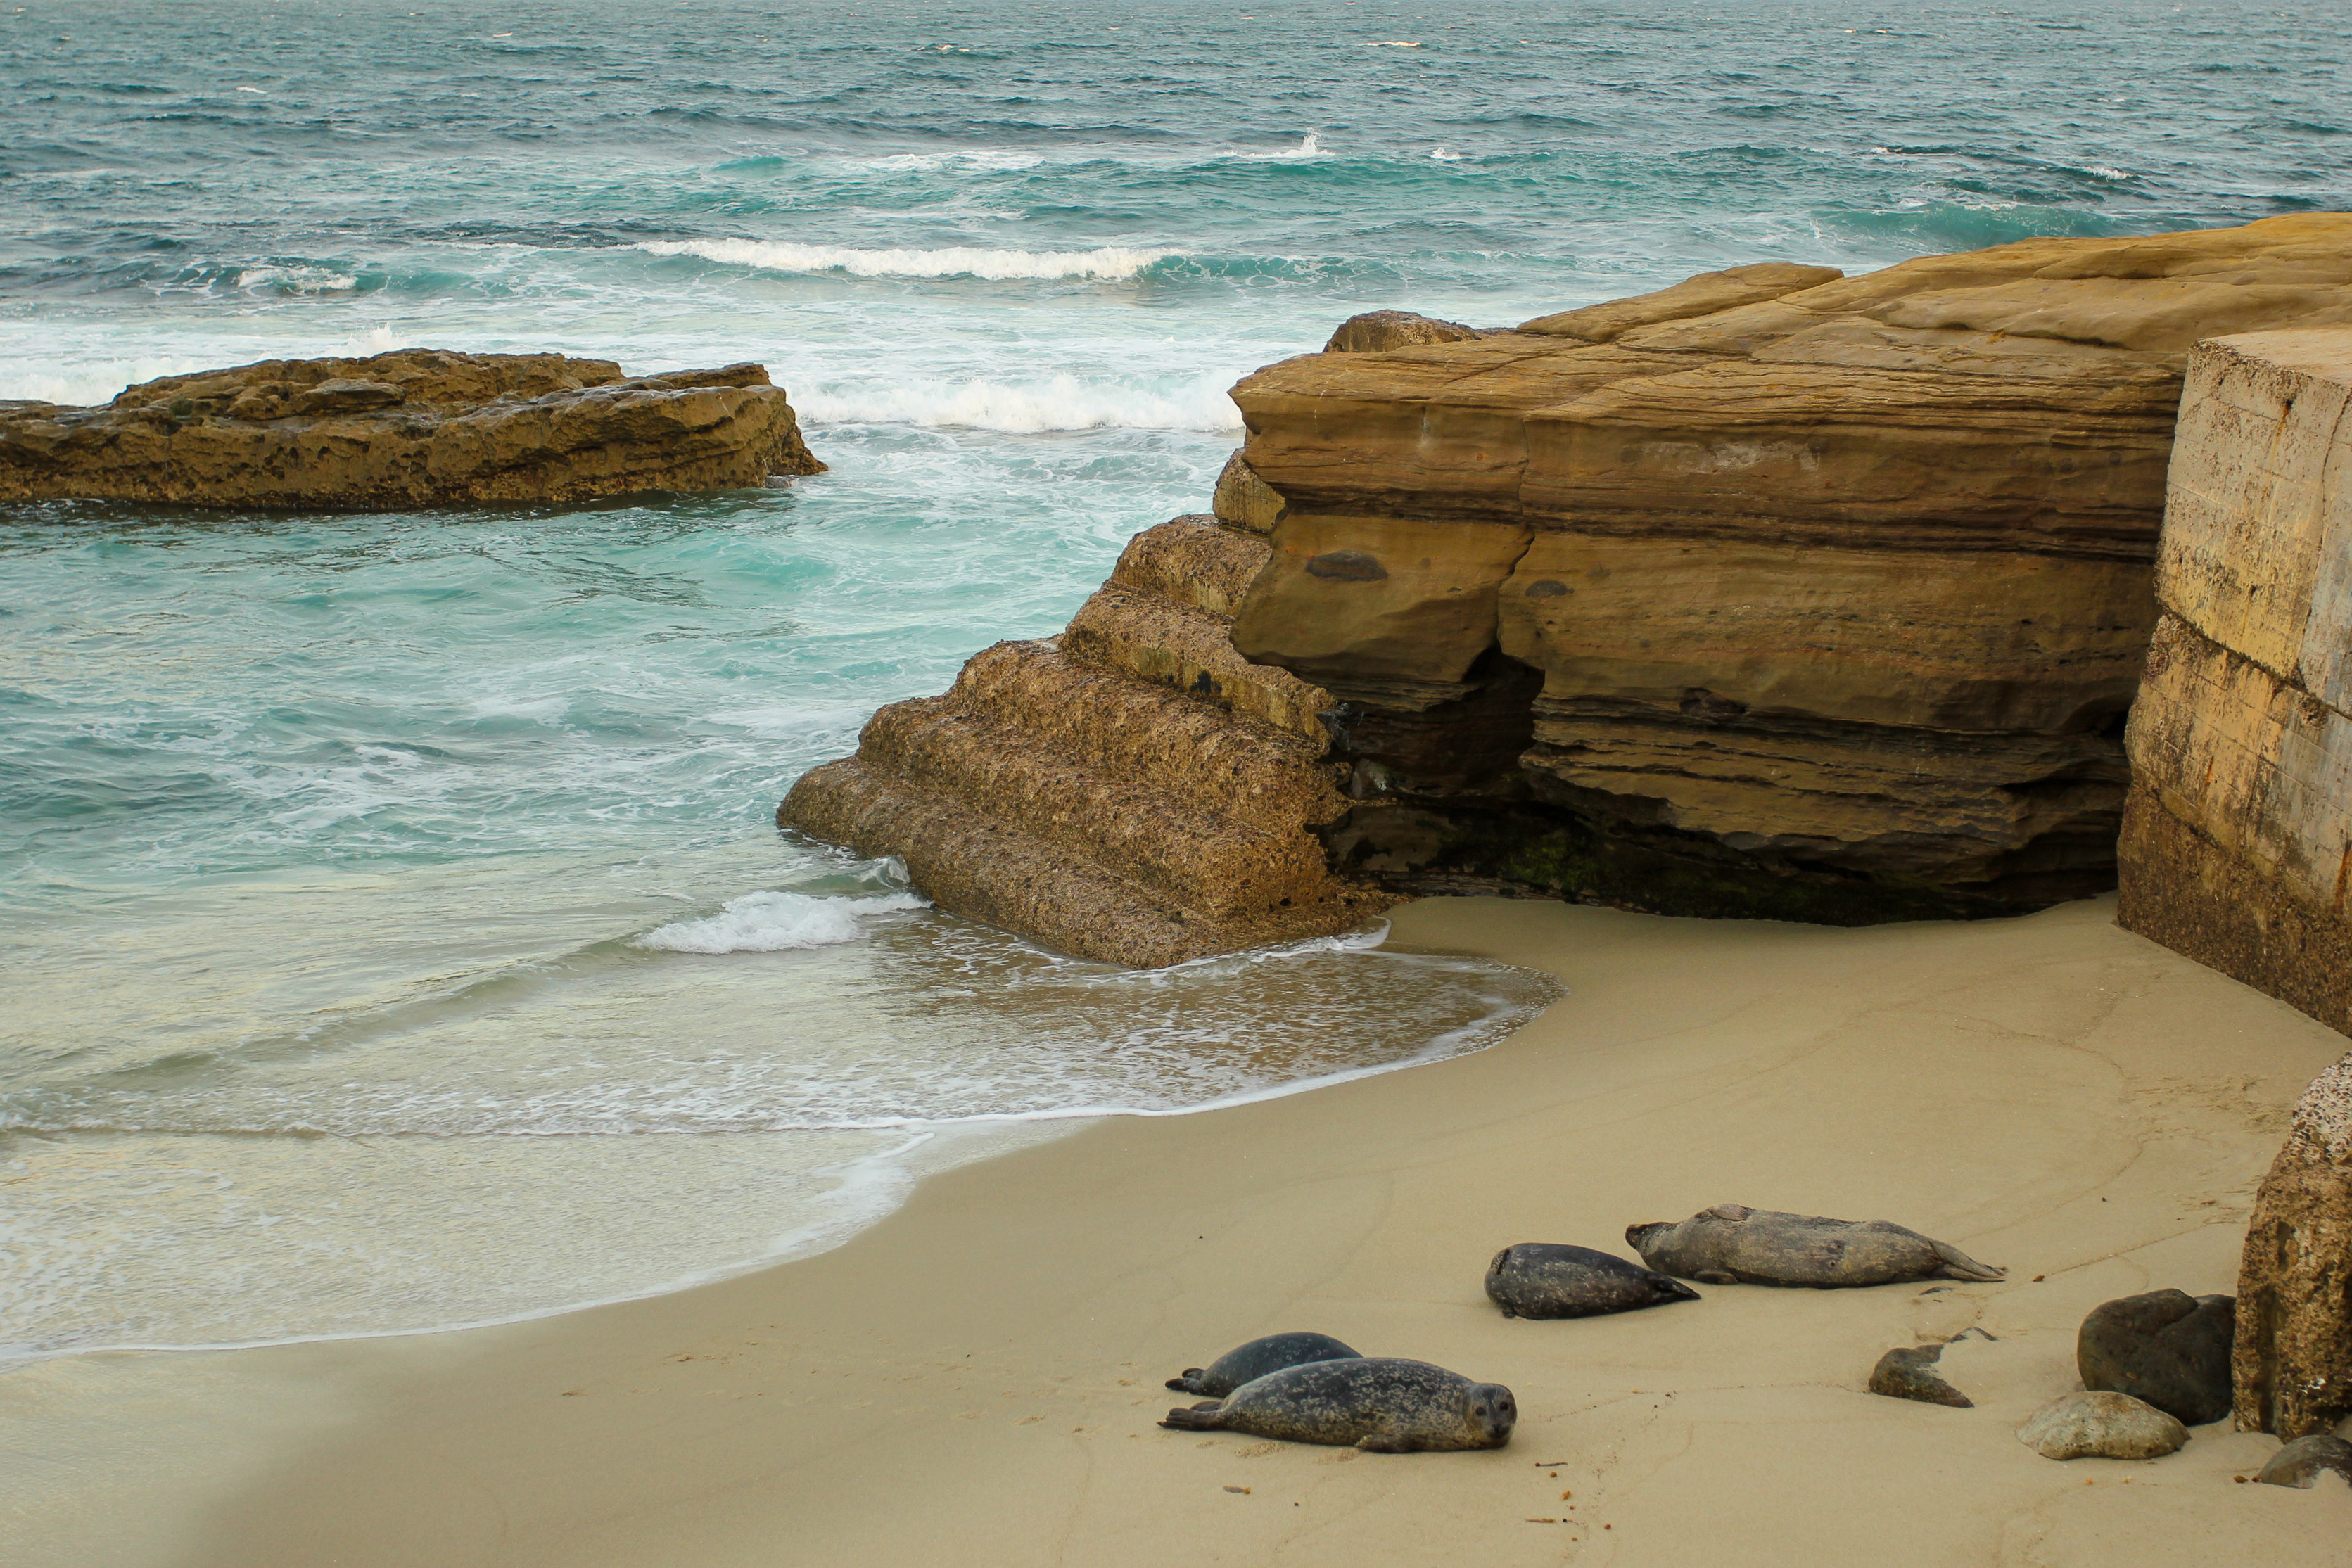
1868,1343,1972,1408
2256,1434,2352,1489
2016,1391,2188,1460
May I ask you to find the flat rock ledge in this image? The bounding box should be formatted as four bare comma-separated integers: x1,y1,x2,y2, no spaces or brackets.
0,349,823,509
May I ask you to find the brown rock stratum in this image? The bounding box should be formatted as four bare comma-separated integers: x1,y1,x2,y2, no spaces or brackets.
2236,1052,2352,1438
2118,329,2352,1035
0,349,822,507
1232,213,2352,924
780,513,1394,967
784,215,2352,964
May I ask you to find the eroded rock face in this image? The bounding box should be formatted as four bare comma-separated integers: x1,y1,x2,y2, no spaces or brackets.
2118,329,2352,1034
1231,215,2352,921
780,515,1394,967
2235,1052,2352,1439
0,350,823,508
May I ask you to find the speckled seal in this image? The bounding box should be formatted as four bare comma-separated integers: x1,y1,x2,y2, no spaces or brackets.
1627,1203,2004,1287
1165,1332,1362,1396
1485,1243,1701,1318
1158,1357,1515,1452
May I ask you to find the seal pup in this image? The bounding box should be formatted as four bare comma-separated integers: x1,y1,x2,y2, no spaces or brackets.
1164,1332,1361,1396
1627,1204,2004,1287
1485,1243,1700,1318
1159,1358,1514,1452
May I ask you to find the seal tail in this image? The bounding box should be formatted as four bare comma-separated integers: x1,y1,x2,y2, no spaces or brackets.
1157,1401,1227,1432
1654,1277,1703,1303
1931,1240,2005,1282
1165,1370,1206,1393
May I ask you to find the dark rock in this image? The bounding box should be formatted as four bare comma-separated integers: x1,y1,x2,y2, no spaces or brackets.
1868,1342,1972,1408
2256,1434,2352,1489
2077,1289,2234,1426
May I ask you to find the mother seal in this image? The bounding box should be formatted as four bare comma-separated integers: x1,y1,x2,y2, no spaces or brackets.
1165,1332,1361,1396
1486,1243,1701,1318
1159,1358,1515,1452
1628,1204,2004,1287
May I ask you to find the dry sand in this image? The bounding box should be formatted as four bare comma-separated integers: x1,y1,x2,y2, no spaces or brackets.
10,894,2351,1566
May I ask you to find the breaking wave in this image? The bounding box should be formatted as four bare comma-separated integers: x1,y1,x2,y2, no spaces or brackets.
635,889,928,953
634,237,1178,281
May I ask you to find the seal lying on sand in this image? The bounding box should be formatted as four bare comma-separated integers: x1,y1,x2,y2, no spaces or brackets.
1159,1358,1515,1451
1485,1243,1701,1318
1165,1332,1361,1396
1627,1204,2004,1287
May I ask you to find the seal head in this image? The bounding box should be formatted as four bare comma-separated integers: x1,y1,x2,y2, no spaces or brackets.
1165,1331,1361,1396
1485,1242,1701,1319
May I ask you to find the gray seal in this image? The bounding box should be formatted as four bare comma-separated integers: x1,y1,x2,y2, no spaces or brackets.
1158,1357,1515,1452
1627,1204,2004,1287
1485,1243,1701,1318
1165,1332,1361,1396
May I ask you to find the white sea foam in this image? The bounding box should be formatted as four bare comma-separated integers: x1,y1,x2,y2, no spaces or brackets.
801,372,1242,433
635,890,928,954
634,237,1176,281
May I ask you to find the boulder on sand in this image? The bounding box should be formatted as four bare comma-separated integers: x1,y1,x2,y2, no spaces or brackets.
2016,1391,2189,1460
2235,1052,2352,1438
0,350,823,509
2076,1289,2235,1425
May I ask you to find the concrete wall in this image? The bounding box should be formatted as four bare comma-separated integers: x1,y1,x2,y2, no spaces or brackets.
2120,328,2352,1035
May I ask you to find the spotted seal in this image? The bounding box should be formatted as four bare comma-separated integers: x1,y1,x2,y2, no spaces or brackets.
1485,1243,1701,1318
1158,1357,1515,1452
1164,1332,1362,1396
1627,1204,2004,1287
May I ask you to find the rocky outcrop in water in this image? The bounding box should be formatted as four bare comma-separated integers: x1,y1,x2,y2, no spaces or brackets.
2235,1052,2352,1439
780,513,1393,967
783,215,2352,965
0,350,822,508
2118,329,2352,1034
1233,214,2352,922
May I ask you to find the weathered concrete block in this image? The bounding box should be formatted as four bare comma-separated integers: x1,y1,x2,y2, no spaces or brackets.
2120,329,2352,1035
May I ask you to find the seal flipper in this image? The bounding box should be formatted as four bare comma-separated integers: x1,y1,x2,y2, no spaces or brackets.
1929,1239,2004,1282
1166,1369,1207,1393
1157,1401,1227,1431
1356,1434,1422,1453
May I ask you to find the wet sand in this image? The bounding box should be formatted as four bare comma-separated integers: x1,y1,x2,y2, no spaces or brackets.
11,894,2351,1565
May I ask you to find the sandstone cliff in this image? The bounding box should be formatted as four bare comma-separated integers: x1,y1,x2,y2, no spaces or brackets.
2119,329,2352,1035
2235,1052,2352,1437
780,511,1394,967
1231,215,2352,923
0,350,822,507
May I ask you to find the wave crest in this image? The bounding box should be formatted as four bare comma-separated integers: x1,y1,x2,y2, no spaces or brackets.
634,237,1176,281
635,890,927,954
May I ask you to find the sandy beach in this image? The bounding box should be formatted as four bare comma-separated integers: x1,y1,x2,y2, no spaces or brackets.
10,893,2350,1566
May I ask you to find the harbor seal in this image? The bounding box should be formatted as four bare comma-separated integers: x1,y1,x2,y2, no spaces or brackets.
1164,1332,1361,1396
1627,1204,2004,1287
1485,1243,1701,1318
1158,1357,1515,1452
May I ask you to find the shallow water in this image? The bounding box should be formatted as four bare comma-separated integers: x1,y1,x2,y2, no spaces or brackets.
4,0,2346,1361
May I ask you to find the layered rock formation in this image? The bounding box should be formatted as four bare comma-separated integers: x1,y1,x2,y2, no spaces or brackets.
780,511,1394,967
2235,1052,2352,1438
1231,215,2352,922
0,350,822,507
784,215,2352,966
2118,330,2352,1034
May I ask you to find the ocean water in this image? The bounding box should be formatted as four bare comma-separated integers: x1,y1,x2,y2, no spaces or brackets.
4,0,2347,1363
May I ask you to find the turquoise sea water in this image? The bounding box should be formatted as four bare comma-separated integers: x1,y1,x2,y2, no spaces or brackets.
4,0,2346,1360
